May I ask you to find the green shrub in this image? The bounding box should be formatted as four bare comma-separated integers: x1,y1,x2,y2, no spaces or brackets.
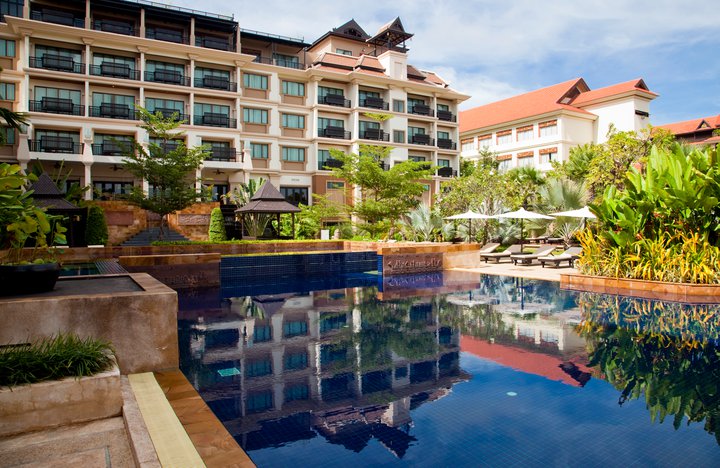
85,204,108,245
0,334,115,387
208,207,227,242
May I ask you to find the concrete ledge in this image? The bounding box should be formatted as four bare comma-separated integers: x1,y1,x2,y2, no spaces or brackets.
0,364,121,437
120,253,221,288
121,377,161,468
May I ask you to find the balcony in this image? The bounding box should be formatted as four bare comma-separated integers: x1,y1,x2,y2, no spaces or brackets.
437,110,456,122
410,134,434,146
437,139,457,150
408,104,434,117
320,158,343,170
30,137,82,154
195,36,233,51
251,56,306,70
318,95,350,108
205,147,240,162
194,113,236,128
29,98,84,116
319,126,350,140
29,55,84,74
359,97,388,110
145,70,190,86
30,8,84,28
437,167,457,178
150,108,188,123
146,27,188,44
362,129,389,142
90,103,134,120
92,141,132,156
92,19,136,36
194,76,236,91
90,62,140,80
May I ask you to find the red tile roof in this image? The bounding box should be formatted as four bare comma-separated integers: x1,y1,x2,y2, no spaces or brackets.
657,115,720,135
423,71,447,87
356,55,384,71
571,78,657,105
314,52,357,69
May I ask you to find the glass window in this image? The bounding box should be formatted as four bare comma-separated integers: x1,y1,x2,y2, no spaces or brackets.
518,155,535,167
282,147,305,162
320,314,347,332
0,39,15,57
246,390,273,413
93,181,133,200
250,142,268,159
285,351,308,370
194,67,229,81
318,86,343,98
35,45,81,62
408,126,426,137
393,99,405,113
280,186,308,205
478,136,492,148
359,89,380,102
283,321,307,338
540,151,557,164
437,159,450,167
282,81,305,96
517,127,533,142
539,121,558,137
2,126,15,145
498,159,512,172
35,87,81,104
359,120,380,133
437,103,450,112
318,117,344,129
243,73,268,90
285,384,309,402
496,132,512,145
93,92,134,107
194,102,230,116
254,325,271,342
327,181,344,189
245,360,272,378
318,149,331,170
273,53,299,68
409,155,425,162
393,130,405,144
145,97,184,113
146,60,184,76
0,82,14,100
0,2,22,22
93,53,135,69
461,140,474,152
243,108,268,124
282,113,305,129
437,131,450,140
335,48,352,56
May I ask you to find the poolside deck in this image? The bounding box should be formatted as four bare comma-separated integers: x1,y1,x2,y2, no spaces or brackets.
450,261,578,282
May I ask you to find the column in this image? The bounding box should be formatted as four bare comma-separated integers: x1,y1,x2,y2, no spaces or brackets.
189,17,195,47
85,0,91,29
83,163,93,200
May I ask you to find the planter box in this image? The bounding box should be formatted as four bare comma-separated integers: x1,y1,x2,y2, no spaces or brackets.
0,363,122,437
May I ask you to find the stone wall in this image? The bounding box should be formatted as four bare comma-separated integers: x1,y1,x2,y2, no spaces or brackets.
120,253,220,289
95,200,147,246
168,202,218,241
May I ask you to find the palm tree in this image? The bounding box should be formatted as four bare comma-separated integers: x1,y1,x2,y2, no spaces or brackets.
0,108,28,145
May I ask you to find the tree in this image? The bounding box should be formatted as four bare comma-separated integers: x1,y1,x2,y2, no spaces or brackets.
328,144,433,238
222,178,270,238
122,108,208,239
85,204,108,246
208,207,226,242
504,166,545,209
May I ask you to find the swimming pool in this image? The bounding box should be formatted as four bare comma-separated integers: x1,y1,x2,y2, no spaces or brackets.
178,272,720,466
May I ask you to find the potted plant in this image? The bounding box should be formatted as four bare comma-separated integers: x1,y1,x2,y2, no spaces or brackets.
0,163,67,295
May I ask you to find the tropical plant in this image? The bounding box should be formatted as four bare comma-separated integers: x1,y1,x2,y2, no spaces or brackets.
208,207,226,242
222,178,273,238
504,166,545,209
85,204,108,246
0,107,28,145
401,205,444,241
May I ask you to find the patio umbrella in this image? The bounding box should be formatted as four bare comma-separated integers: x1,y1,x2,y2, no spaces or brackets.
549,206,597,229
445,210,493,242
495,208,554,252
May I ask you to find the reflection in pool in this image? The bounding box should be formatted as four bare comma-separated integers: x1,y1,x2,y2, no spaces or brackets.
178,271,720,466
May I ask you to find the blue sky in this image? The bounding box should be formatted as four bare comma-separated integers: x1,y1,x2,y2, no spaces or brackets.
171,0,719,125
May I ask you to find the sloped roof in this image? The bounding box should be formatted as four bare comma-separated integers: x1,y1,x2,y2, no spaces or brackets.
236,181,300,213
314,52,357,69
367,17,413,48
28,173,82,210
571,78,657,106
657,114,720,135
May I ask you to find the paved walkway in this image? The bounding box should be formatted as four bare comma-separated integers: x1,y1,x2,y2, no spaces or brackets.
450,262,577,282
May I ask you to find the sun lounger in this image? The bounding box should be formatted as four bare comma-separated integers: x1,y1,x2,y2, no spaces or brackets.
539,247,583,268
478,242,500,254
510,245,557,265
480,244,522,263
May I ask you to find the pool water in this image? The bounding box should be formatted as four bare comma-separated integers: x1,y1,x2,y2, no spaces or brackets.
178,272,720,466
59,262,100,276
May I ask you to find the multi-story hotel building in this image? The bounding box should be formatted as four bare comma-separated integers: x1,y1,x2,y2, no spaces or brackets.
0,0,468,205
656,114,720,147
459,78,657,171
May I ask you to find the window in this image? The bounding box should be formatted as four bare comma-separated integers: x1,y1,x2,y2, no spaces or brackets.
437,159,450,167
285,384,309,402
93,181,133,200
0,2,22,22
0,82,14,100
496,131,512,145
320,314,347,332
35,45,81,63
284,321,307,338
393,99,405,113
282,81,305,96
285,351,308,370
359,120,379,134
246,390,273,413
146,61,184,80
273,53,299,68
282,147,305,162
498,159,512,172
245,360,272,378
408,126,426,137
437,103,450,112
194,103,230,116
250,142,268,159
280,186,308,205
282,113,305,129
93,92,134,107
318,149,331,170
254,325,271,342
478,135,491,148
539,120,558,137
93,133,134,155
335,48,352,56
517,126,533,142
409,155,425,162
437,131,450,140
461,139,474,152
145,97,184,114
327,181,344,189
1,126,15,145
393,130,405,144
243,73,268,90
318,86,343,98
93,53,135,69
194,67,230,88
517,155,535,167
408,97,426,108
540,148,558,164
243,108,268,124
35,86,81,104
0,39,15,57
317,117,344,129
207,184,228,202
395,366,408,379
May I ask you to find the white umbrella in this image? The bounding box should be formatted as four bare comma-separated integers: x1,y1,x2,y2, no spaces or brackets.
445,210,493,242
549,206,597,219
495,208,554,252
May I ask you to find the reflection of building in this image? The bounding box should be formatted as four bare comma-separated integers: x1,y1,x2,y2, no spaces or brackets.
181,287,468,456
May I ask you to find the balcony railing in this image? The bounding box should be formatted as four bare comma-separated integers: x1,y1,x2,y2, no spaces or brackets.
90,63,140,80
92,19,136,36
146,27,188,44
318,126,351,140
437,110,456,122
410,134,434,146
408,104,434,117
195,36,234,52
437,167,457,178
145,70,190,86
320,158,343,170
251,56,307,70
29,99,84,116
205,147,240,162
30,138,83,154
437,139,457,150
149,108,188,122
30,9,84,28
92,142,133,156
194,113,236,128
362,129,389,142
318,95,350,108
194,76,236,91
90,104,135,120
359,97,388,110
29,55,84,74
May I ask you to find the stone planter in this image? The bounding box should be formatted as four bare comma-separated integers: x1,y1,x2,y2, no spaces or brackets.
0,262,60,296
0,361,122,437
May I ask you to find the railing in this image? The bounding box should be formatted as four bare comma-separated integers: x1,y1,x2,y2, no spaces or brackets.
437,167,457,178
320,158,343,170
29,99,84,116
89,104,135,120
240,28,304,45
30,9,85,28
193,114,236,128
408,104,434,117
148,109,188,123
205,147,240,162
359,97,389,110
90,63,140,80
29,56,84,74
145,70,190,86
92,20,137,36
318,95,351,108
194,77,237,92
250,55,307,70
437,139,457,150
30,138,83,154
128,0,234,21
195,36,234,52
92,142,134,156
318,127,351,140
146,27,188,44
410,134,434,146
362,129,390,142
437,110,456,122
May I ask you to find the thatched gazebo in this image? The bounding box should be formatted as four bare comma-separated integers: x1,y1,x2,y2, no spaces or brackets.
235,181,300,239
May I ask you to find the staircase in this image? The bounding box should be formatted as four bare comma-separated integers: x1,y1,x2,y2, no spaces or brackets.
121,227,189,246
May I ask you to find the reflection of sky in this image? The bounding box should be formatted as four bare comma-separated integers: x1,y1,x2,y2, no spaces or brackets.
248,352,718,467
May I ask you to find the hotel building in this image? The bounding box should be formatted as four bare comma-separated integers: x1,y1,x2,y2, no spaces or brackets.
459,78,657,171
656,114,720,147
0,0,468,205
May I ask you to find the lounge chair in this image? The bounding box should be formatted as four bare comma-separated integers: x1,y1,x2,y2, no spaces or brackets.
480,244,522,263
478,242,500,254
510,245,557,265
539,247,583,268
